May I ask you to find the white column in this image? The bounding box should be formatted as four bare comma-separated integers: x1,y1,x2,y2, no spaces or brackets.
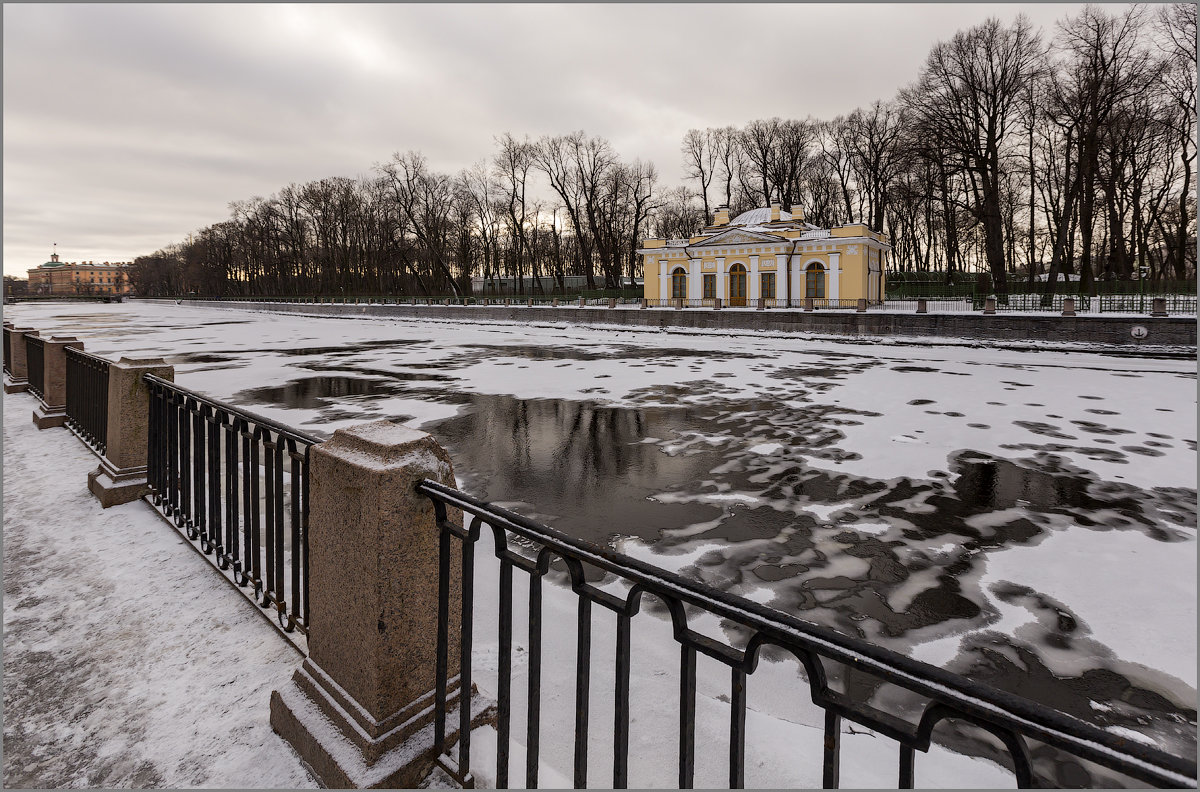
790,255,802,300
748,255,760,301
658,259,669,300
776,255,788,299
828,252,841,300
716,257,726,300
689,258,701,300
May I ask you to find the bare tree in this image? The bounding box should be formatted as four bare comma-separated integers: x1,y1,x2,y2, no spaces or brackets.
902,15,1043,295
681,128,716,223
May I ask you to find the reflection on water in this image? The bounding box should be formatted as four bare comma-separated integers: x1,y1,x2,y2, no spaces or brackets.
432,394,724,545
239,376,405,409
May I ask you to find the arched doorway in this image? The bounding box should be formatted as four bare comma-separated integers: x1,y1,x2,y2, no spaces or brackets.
729,263,747,306
671,267,687,299
805,262,825,299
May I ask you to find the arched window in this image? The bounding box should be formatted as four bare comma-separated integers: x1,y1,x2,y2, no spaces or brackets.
805,262,825,298
729,263,747,306
671,267,687,299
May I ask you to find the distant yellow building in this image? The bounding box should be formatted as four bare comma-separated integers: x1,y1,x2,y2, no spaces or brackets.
639,204,890,305
28,250,133,296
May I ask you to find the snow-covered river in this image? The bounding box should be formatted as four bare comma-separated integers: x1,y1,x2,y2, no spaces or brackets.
7,300,1196,779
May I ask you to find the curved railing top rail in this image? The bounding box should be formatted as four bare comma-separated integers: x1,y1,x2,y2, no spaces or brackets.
142,373,324,446
416,478,1197,789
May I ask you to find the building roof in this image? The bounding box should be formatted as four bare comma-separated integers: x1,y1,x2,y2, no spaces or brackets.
730,207,791,226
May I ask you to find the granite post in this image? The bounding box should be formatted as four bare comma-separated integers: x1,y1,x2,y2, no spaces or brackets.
270,420,489,789
640,298,648,309
87,357,174,507
805,298,814,312
983,297,997,315
3,326,34,393
32,336,82,429
578,297,585,307
713,298,722,310
608,298,617,309
916,299,928,314
1061,297,1076,317
1151,297,1167,318
856,298,867,313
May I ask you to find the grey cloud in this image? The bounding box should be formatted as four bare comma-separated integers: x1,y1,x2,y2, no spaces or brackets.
5,3,1107,275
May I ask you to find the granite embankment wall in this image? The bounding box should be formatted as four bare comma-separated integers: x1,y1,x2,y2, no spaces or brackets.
146,300,1197,347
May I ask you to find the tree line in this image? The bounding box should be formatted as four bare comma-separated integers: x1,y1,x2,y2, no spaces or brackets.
131,5,1194,299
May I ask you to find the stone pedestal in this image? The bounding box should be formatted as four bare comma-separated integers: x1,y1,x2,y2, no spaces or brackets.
3,326,34,393
88,358,174,507
32,336,81,429
271,421,490,789
608,298,616,309
983,297,997,315
856,299,867,313
1151,297,1167,318
640,299,647,309
916,299,928,314
1061,297,1076,317
805,298,814,312
713,298,722,310
756,298,765,311
577,297,585,308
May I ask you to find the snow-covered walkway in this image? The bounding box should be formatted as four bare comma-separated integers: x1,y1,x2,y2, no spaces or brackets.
2,390,316,788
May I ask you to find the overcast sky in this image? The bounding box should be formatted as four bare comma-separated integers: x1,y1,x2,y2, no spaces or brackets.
4,3,1125,277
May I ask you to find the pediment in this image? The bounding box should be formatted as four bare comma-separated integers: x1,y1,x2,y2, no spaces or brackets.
692,228,785,248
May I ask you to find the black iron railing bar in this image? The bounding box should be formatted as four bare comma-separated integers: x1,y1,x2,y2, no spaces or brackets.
65,346,112,366
64,346,110,455
144,375,315,638
143,373,322,445
417,478,1196,789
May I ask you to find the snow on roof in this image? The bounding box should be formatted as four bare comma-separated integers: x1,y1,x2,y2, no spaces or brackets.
730,207,791,225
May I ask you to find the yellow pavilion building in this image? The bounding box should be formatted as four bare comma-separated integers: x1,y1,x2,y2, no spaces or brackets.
639,204,890,305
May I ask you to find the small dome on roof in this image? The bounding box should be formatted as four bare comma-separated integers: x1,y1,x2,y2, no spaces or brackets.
730,207,792,225
41,260,64,268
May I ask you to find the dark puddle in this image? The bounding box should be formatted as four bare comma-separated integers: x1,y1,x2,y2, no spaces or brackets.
457,343,756,363
245,338,423,356
234,376,407,410
430,394,726,546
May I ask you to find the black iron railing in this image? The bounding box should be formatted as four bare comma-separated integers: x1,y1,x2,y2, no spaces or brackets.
993,293,1093,313
3,330,11,376
1096,294,1199,315
65,347,110,455
25,335,45,401
144,373,320,636
418,480,1196,790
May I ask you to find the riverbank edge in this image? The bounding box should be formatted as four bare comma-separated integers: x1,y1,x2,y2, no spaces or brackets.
137,299,1196,357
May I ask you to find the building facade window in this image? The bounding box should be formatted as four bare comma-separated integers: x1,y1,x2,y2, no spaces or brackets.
702,274,715,299
805,263,825,298
761,272,775,300
671,267,687,299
